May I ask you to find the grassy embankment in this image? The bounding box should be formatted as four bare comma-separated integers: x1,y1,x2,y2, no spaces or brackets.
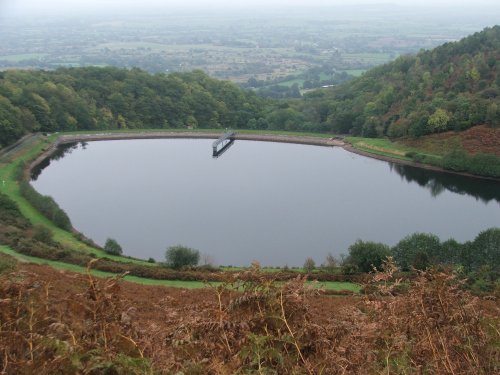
0,245,359,292
0,245,208,288
0,134,153,267
0,130,360,292
346,136,441,161
347,132,500,179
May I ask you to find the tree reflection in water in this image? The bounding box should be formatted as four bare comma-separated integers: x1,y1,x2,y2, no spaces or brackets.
391,163,500,204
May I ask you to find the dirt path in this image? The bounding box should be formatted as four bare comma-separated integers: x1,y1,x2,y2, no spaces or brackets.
0,133,40,162
56,131,344,147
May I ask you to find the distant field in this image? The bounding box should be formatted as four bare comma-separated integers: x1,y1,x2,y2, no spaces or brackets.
341,52,395,65
0,53,48,62
342,69,366,77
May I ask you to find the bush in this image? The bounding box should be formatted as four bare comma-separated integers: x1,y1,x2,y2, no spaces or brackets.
32,224,54,244
165,245,199,269
104,238,123,255
303,257,316,273
392,233,441,271
0,254,16,274
405,151,417,158
321,253,338,273
468,153,500,177
0,192,31,228
441,150,500,177
344,240,391,273
19,182,72,230
464,228,500,272
442,150,470,172
438,238,462,265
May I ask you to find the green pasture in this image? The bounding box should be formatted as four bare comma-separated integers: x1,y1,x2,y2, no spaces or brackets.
0,53,48,62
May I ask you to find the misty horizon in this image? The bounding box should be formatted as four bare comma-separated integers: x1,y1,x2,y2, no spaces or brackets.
2,0,500,19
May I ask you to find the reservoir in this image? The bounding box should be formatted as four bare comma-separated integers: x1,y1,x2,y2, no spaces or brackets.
31,138,500,266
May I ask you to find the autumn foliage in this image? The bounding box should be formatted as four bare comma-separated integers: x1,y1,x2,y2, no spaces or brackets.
0,260,498,374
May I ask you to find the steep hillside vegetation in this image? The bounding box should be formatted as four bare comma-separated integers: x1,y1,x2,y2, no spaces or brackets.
0,259,498,374
0,27,499,177
299,26,500,137
0,68,268,147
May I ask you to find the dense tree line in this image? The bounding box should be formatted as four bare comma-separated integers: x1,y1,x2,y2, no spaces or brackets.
295,26,500,137
343,230,500,283
0,68,272,147
1,26,499,178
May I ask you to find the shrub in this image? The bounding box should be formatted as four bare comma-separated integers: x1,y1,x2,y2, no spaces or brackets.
392,233,441,271
465,228,500,272
321,253,338,273
405,151,417,158
165,245,199,269
344,240,391,273
438,238,462,265
0,192,31,228
104,238,123,255
19,182,72,230
32,224,54,244
442,150,470,172
0,254,16,274
441,150,500,177
468,153,500,177
303,257,316,273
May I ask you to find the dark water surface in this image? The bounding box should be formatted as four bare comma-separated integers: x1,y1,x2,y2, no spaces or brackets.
31,139,500,266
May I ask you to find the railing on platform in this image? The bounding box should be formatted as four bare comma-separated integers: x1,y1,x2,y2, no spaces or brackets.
212,131,236,157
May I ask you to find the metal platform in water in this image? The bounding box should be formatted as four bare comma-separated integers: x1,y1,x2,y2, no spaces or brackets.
213,131,236,157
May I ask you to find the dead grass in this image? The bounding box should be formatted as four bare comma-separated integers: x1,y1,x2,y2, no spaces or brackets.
0,260,498,374
401,125,500,156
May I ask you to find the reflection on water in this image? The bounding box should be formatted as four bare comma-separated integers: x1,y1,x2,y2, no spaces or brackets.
392,163,500,204
30,139,500,266
213,139,235,158
31,142,85,180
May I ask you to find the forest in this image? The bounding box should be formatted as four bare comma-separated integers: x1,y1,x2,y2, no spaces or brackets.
0,27,499,147
0,68,269,146
0,26,499,145
297,26,500,138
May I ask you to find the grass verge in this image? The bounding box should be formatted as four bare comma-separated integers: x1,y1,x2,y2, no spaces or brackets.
1,129,361,291
346,136,441,161
0,245,209,288
0,135,155,267
0,245,360,292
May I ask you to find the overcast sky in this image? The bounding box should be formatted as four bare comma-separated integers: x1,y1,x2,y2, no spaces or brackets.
2,0,500,16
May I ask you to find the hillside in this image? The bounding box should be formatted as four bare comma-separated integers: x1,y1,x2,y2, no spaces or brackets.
400,125,500,157
1,27,500,179
0,259,498,374
0,26,499,148
299,26,500,137
0,68,268,147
